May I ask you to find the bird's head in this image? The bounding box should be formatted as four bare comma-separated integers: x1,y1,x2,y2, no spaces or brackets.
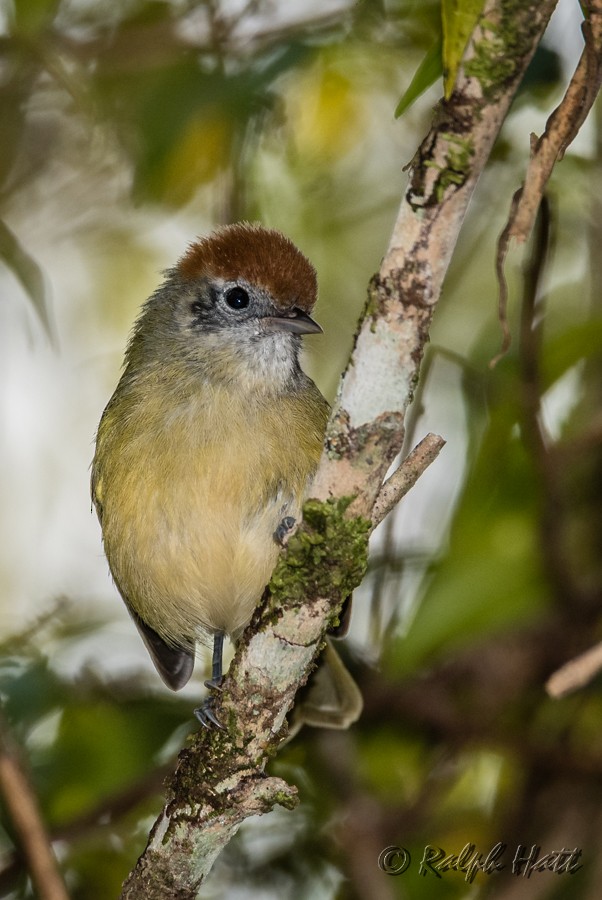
127,222,322,389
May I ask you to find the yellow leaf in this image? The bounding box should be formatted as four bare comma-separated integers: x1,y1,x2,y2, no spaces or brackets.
288,65,362,162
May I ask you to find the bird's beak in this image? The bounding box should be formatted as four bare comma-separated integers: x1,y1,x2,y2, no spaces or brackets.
263,307,323,335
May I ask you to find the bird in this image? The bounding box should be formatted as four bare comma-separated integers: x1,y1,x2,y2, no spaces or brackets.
91,222,362,731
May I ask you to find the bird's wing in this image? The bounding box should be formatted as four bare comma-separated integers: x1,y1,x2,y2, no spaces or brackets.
128,606,195,691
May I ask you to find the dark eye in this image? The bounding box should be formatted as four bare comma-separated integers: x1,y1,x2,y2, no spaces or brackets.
225,287,250,310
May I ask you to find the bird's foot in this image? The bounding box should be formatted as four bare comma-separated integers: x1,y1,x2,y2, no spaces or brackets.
194,676,225,729
274,515,296,547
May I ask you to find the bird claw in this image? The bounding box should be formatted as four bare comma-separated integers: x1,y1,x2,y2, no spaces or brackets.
194,695,225,730
195,675,225,729
274,515,296,546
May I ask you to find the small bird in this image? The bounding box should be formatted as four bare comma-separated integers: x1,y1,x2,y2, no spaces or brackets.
91,222,361,731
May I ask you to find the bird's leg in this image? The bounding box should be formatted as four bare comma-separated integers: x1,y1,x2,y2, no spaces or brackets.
274,515,296,546
194,631,225,729
205,631,224,691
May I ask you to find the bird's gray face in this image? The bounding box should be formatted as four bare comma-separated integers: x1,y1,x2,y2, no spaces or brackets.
154,275,322,390
181,276,322,340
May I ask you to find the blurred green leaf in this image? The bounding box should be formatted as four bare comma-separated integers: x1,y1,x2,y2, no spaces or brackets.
0,47,38,191
519,44,563,100
12,0,60,34
541,318,602,391
44,700,159,823
0,219,54,339
395,36,442,118
0,657,65,732
357,730,429,804
94,42,311,206
67,843,135,900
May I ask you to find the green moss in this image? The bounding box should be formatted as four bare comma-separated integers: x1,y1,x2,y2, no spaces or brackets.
272,789,298,811
464,3,544,99
269,497,371,608
442,132,474,173
364,280,382,331
424,132,475,202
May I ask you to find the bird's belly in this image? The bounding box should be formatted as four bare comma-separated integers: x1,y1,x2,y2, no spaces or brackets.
105,469,296,646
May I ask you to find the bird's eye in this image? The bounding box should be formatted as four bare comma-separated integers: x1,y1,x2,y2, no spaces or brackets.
225,287,250,310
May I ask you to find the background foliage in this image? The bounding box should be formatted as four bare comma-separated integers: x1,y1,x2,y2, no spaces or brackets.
1,0,601,897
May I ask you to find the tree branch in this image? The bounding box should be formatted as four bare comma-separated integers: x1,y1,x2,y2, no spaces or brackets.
493,0,602,362
0,711,69,900
312,0,560,514
120,1,560,895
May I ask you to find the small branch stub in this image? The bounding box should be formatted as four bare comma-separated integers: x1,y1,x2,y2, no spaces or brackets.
371,433,446,529
546,641,602,698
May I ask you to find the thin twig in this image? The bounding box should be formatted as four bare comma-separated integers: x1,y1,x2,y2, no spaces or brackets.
492,0,602,362
509,2,602,244
547,641,602,697
491,187,520,367
518,198,588,609
371,433,446,529
0,761,173,894
0,711,69,900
